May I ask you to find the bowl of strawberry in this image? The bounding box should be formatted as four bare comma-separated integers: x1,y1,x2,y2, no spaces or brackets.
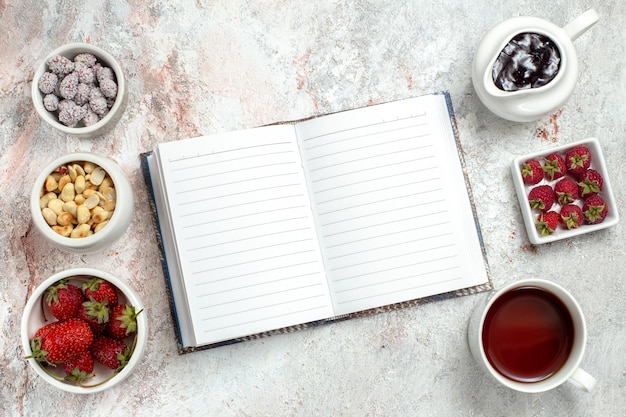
511,137,619,244
21,268,147,393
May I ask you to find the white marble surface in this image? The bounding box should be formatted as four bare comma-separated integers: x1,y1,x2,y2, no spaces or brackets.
1,1,625,416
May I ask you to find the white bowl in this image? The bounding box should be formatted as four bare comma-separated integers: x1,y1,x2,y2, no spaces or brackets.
511,137,619,244
30,152,134,254
21,268,148,394
32,43,127,138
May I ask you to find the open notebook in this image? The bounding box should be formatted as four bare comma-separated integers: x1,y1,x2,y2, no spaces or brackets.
141,92,491,353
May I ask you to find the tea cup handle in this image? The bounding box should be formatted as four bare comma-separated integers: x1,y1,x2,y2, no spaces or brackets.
567,367,597,392
562,8,600,41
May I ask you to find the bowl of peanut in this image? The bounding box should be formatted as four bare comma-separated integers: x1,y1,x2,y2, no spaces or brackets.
31,43,127,138
30,152,134,254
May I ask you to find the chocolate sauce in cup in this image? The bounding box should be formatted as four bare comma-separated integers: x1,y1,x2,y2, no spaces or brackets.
492,33,561,92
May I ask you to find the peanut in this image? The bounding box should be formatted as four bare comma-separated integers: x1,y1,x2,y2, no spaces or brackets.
99,177,114,192
67,165,77,181
76,204,90,224
57,211,74,226
45,175,58,192
39,192,57,209
83,161,96,174
57,175,71,193
62,201,78,218
83,193,100,210
52,225,73,237
60,182,75,202
42,207,57,226
72,163,85,177
74,175,86,194
90,167,106,186
70,223,92,238
48,198,64,215
94,220,109,233
91,206,109,223
74,194,85,205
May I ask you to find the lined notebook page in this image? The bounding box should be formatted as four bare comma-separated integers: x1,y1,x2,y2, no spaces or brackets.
155,126,333,346
295,95,488,315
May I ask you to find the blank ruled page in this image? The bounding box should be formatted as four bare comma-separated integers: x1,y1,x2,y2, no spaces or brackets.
295,95,489,315
155,125,333,346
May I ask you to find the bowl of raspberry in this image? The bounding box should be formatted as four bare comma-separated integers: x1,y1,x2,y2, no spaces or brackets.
511,138,619,244
21,268,148,394
31,43,127,138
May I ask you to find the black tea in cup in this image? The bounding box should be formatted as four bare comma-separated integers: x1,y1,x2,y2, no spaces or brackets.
482,286,574,382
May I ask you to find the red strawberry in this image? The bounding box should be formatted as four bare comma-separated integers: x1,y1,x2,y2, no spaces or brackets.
34,321,61,340
106,304,142,340
536,211,559,236
577,169,603,197
528,185,555,212
582,194,608,224
44,280,85,321
77,298,110,335
521,159,543,184
565,145,592,177
559,204,584,229
82,278,119,307
543,152,566,181
554,177,579,205
62,349,95,385
91,335,130,371
29,318,94,364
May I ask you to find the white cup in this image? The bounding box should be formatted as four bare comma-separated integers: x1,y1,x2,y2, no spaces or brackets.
468,279,596,393
471,9,599,122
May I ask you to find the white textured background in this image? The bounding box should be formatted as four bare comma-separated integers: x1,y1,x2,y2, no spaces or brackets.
1,1,624,416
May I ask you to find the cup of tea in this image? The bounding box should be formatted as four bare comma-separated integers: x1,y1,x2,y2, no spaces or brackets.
467,279,596,393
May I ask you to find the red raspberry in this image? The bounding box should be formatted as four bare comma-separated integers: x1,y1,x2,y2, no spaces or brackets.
543,152,566,181
536,211,559,236
528,185,555,212
521,159,543,185
559,204,584,229
565,145,592,177
582,194,608,224
554,177,579,205
577,169,604,198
